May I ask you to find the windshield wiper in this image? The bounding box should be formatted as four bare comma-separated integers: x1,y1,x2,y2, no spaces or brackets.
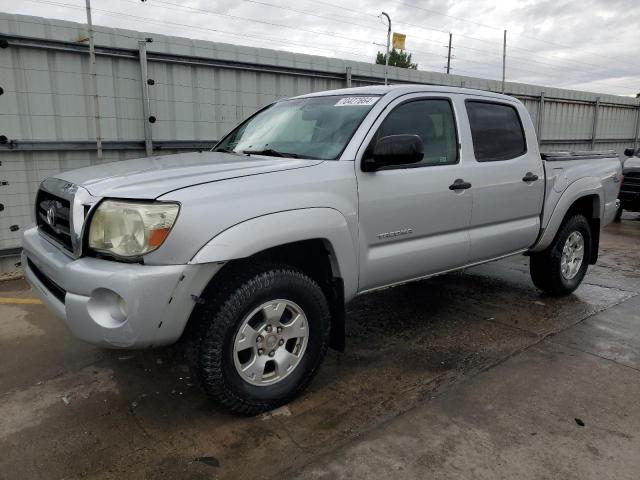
242,148,299,158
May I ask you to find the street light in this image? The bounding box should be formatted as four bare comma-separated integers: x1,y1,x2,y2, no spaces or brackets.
380,12,391,86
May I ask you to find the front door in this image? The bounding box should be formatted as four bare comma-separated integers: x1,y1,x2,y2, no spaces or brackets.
356,95,474,292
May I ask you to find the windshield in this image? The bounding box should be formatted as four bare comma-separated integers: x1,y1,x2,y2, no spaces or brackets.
214,95,380,160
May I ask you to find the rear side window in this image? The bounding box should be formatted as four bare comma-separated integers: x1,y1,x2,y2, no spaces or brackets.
375,99,459,167
465,101,526,161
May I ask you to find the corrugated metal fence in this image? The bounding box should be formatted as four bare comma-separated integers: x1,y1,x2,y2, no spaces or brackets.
1,13,639,272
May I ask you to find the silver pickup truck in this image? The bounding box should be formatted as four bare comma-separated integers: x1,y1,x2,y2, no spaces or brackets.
22,85,622,414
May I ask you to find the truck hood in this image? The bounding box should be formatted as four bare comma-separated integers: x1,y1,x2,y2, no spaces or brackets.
54,151,323,198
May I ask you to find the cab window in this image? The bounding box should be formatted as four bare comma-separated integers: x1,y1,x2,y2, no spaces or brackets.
373,99,459,167
465,100,527,161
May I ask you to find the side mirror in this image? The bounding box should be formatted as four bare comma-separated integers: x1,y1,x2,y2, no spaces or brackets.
362,134,424,172
624,148,637,157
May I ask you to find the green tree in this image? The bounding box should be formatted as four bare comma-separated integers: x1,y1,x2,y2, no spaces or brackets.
376,49,418,69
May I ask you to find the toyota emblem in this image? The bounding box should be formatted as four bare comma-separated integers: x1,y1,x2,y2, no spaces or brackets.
46,202,57,228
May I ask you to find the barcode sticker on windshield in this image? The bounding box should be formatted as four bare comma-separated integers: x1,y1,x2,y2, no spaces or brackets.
335,96,378,107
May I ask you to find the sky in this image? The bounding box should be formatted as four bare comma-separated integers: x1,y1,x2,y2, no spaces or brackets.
1,0,639,97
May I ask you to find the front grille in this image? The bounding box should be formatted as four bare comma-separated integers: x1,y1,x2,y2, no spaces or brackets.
620,171,640,201
27,258,66,303
36,189,73,252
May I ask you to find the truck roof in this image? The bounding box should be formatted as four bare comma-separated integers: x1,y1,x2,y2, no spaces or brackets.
292,84,518,102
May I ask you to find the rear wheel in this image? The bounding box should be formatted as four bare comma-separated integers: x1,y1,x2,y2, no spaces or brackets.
187,264,331,415
530,214,591,296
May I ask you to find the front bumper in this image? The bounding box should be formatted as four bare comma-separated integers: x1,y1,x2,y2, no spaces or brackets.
22,227,221,348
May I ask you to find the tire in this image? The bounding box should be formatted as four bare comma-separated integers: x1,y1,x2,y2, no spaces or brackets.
187,263,331,415
530,214,592,296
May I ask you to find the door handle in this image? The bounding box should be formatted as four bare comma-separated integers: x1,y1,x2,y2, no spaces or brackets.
522,172,539,182
449,179,472,191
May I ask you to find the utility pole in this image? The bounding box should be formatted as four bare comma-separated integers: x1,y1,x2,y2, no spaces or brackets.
85,0,103,159
501,29,507,94
381,12,391,85
445,32,452,74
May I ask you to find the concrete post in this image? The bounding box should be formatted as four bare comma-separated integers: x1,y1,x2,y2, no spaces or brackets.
138,40,153,157
501,30,507,94
85,0,102,159
345,66,352,88
634,105,640,150
380,12,391,86
591,97,600,150
537,92,545,145
446,33,452,74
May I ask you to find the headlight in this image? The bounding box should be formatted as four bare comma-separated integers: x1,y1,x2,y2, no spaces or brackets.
88,200,179,258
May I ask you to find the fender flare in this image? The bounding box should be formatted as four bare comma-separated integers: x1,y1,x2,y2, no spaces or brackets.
530,177,603,253
189,208,359,300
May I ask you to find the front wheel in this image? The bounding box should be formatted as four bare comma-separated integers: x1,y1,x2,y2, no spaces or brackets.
188,264,331,415
530,214,592,296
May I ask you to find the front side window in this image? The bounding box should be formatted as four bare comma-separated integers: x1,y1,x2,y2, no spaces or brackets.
215,95,380,160
373,99,459,167
465,101,527,161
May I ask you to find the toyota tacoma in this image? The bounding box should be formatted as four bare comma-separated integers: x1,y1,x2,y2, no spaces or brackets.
23,85,622,414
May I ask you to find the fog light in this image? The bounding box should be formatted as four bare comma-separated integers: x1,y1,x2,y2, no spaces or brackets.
87,288,128,328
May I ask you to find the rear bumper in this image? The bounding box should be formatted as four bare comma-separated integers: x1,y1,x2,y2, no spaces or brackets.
22,227,220,348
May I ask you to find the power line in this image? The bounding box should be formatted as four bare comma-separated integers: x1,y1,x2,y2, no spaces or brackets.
141,0,639,88
120,0,452,66
14,0,639,95
124,0,380,48
19,0,382,62
371,0,640,66
453,54,639,92
13,0,629,83
239,0,639,82
301,0,639,77
234,0,384,32
385,0,504,32
132,0,583,83
20,0,447,72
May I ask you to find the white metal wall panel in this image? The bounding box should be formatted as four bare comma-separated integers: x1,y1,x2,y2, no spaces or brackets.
543,101,595,141
598,105,637,139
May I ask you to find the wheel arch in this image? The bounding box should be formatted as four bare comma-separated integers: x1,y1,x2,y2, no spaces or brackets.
531,184,602,264
187,208,358,351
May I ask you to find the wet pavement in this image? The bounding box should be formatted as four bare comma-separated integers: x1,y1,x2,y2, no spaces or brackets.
295,296,640,480
0,215,639,480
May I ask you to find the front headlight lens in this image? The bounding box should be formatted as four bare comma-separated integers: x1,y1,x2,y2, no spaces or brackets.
88,200,179,258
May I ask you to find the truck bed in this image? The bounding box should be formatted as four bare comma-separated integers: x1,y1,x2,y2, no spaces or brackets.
533,149,622,253
541,150,619,161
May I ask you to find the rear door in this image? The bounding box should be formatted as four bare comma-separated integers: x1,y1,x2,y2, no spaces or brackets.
355,94,474,292
463,98,545,262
